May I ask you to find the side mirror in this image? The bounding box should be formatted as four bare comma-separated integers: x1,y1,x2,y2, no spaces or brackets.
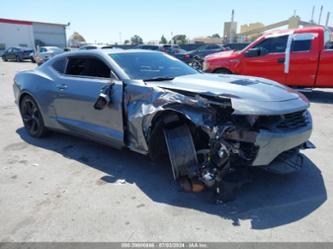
93,93,109,110
93,82,115,110
244,48,261,57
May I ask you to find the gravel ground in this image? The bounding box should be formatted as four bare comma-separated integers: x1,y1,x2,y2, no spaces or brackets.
0,61,332,242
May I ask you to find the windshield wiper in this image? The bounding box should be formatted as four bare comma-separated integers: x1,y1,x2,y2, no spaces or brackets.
143,77,175,82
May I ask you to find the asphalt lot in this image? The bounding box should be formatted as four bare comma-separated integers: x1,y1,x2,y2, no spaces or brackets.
0,60,333,242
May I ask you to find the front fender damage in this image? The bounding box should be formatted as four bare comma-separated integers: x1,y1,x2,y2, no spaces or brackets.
123,81,313,203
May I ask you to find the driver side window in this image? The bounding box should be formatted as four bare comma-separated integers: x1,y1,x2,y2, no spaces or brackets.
254,35,288,53
65,57,111,78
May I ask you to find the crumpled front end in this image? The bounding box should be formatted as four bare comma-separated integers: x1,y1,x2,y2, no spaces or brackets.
124,79,314,203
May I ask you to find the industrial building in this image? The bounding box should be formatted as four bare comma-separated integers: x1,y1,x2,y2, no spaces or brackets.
0,18,68,54
223,7,332,43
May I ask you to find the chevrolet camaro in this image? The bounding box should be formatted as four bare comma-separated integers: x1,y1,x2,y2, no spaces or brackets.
13,49,314,202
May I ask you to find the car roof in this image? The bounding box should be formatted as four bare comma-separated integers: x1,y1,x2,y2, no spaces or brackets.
62,48,163,57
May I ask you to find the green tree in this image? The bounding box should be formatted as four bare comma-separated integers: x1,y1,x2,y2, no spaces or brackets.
172,34,188,45
130,35,143,45
210,33,221,38
159,35,168,44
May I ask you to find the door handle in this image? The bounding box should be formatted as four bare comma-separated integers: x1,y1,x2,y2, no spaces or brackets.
56,84,68,90
277,58,285,64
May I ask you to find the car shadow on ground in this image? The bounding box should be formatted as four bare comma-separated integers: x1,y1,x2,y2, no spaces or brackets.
304,90,333,104
17,128,327,230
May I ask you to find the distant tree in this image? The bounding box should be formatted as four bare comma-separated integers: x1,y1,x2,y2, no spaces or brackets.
68,31,86,48
159,35,168,44
172,34,188,45
131,35,143,45
210,33,221,38
124,40,130,45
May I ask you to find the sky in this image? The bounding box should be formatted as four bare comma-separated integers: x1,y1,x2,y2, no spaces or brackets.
1,0,332,43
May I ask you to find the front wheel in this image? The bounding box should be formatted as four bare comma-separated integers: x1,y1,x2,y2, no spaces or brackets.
20,95,48,138
16,55,22,62
2,56,8,62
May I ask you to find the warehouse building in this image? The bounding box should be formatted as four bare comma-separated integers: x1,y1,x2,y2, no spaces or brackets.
0,18,68,54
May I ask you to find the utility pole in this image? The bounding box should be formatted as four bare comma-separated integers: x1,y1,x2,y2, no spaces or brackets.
310,6,315,23
229,9,234,43
326,12,331,27
318,5,323,25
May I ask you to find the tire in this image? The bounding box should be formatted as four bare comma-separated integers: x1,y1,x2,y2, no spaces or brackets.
16,55,22,62
214,68,232,74
2,56,7,62
31,57,36,63
19,95,48,138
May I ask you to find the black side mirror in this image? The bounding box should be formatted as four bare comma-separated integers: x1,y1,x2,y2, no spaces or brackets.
93,83,114,110
94,93,109,110
244,48,261,57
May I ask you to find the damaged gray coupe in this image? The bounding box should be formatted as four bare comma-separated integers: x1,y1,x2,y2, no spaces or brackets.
14,49,314,202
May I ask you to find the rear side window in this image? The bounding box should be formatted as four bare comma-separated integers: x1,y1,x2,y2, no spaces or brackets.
65,57,110,78
324,30,333,49
254,35,288,53
52,58,67,74
291,40,312,52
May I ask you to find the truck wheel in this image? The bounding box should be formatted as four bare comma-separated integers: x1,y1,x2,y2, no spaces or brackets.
214,68,232,74
19,95,48,138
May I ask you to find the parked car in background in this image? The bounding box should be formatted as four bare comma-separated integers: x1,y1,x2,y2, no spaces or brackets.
34,46,64,65
204,27,333,88
136,44,161,50
160,44,181,53
223,43,250,51
14,49,313,202
79,44,115,50
176,44,227,64
79,44,101,50
1,47,34,62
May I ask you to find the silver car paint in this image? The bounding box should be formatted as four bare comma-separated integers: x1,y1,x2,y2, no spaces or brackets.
14,49,312,166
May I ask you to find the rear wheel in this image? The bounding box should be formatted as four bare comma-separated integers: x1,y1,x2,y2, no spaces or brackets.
214,68,232,74
19,95,47,138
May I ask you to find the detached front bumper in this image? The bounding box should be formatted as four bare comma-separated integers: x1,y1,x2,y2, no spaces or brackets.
252,120,312,166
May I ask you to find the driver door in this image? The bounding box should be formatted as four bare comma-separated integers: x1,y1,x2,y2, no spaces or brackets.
241,35,288,84
53,55,124,148
6,48,14,60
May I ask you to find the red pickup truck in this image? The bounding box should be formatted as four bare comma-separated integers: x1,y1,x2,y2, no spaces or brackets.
204,27,333,87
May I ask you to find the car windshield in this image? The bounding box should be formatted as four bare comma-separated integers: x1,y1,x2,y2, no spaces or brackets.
110,52,198,80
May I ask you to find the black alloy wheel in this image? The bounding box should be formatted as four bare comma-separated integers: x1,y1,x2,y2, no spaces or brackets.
20,96,47,137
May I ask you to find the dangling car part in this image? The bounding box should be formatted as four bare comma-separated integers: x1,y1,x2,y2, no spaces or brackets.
189,55,204,70
13,49,314,203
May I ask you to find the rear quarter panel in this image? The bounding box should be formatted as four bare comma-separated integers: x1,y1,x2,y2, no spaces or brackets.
14,67,58,127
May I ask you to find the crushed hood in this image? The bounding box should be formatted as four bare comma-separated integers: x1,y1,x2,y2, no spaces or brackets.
147,73,309,115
